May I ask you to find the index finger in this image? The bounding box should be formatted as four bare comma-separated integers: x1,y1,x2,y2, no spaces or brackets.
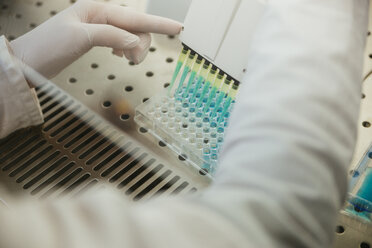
89,2,183,35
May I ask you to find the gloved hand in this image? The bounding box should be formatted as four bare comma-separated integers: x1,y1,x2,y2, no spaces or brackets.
10,0,182,79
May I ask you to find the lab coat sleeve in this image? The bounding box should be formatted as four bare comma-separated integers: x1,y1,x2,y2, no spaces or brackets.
0,35,44,139
0,1,368,248
206,0,369,247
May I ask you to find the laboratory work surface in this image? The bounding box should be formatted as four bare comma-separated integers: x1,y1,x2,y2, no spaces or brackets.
0,1,372,248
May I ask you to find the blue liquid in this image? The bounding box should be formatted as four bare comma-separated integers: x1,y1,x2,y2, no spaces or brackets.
175,66,190,96
211,92,225,117
357,168,372,205
168,61,183,95
190,77,204,103
218,97,232,123
164,60,240,175
196,81,211,108
203,87,218,113
183,71,197,98
346,168,372,220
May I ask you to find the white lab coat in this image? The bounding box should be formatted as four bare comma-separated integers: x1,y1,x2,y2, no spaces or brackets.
0,0,369,247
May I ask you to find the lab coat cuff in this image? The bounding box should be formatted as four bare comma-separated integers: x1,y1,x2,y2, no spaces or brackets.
0,36,44,129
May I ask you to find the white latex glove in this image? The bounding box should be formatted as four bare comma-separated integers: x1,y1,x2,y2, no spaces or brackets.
10,0,182,79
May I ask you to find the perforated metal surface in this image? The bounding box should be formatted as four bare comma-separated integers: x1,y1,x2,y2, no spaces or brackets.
0,0,210,200
1,0,372,247
0,84,205,200
334,4,372,248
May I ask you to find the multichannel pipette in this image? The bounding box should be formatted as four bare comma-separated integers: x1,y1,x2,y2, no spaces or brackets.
136,43,242,174
135,0,268,175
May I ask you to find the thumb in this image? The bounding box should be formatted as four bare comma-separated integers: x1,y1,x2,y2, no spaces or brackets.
82,23,140,50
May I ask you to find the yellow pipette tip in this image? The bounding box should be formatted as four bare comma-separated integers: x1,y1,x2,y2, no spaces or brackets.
185,52,196,68
228,81,240,99
214,71,225,88
178,48,189,64
207,66,217,83
192,55,203,73
221,77,232,93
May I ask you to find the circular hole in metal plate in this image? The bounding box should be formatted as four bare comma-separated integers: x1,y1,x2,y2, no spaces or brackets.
158,141,167,147
166,58,174,63
143,98,149,103
146,71,154,77
164,83,170,88
178,154,187,161
102,101,111,108
30,23,36,28
139,127,148,133
168,35,175,39
149,47,156,52
120,114,130,121
129,61,135,66
91,63,99,69
108,74,115,80
85,89,94,95
361,242,371,248
50,10,57,16
368,152,372,159
362,121,371,128
36,1,43,7
15,13,22,18
125,86,133,92
335,225,345,234
69,77,77,83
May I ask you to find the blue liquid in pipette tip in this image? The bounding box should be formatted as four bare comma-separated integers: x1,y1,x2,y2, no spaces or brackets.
168,61,183,95
211,92,225,118
190,77,204,103
159,56,239,174
175,66,190,97
183,71,197,98
197,81,210,108
203,87,218,113
218,97,232,123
